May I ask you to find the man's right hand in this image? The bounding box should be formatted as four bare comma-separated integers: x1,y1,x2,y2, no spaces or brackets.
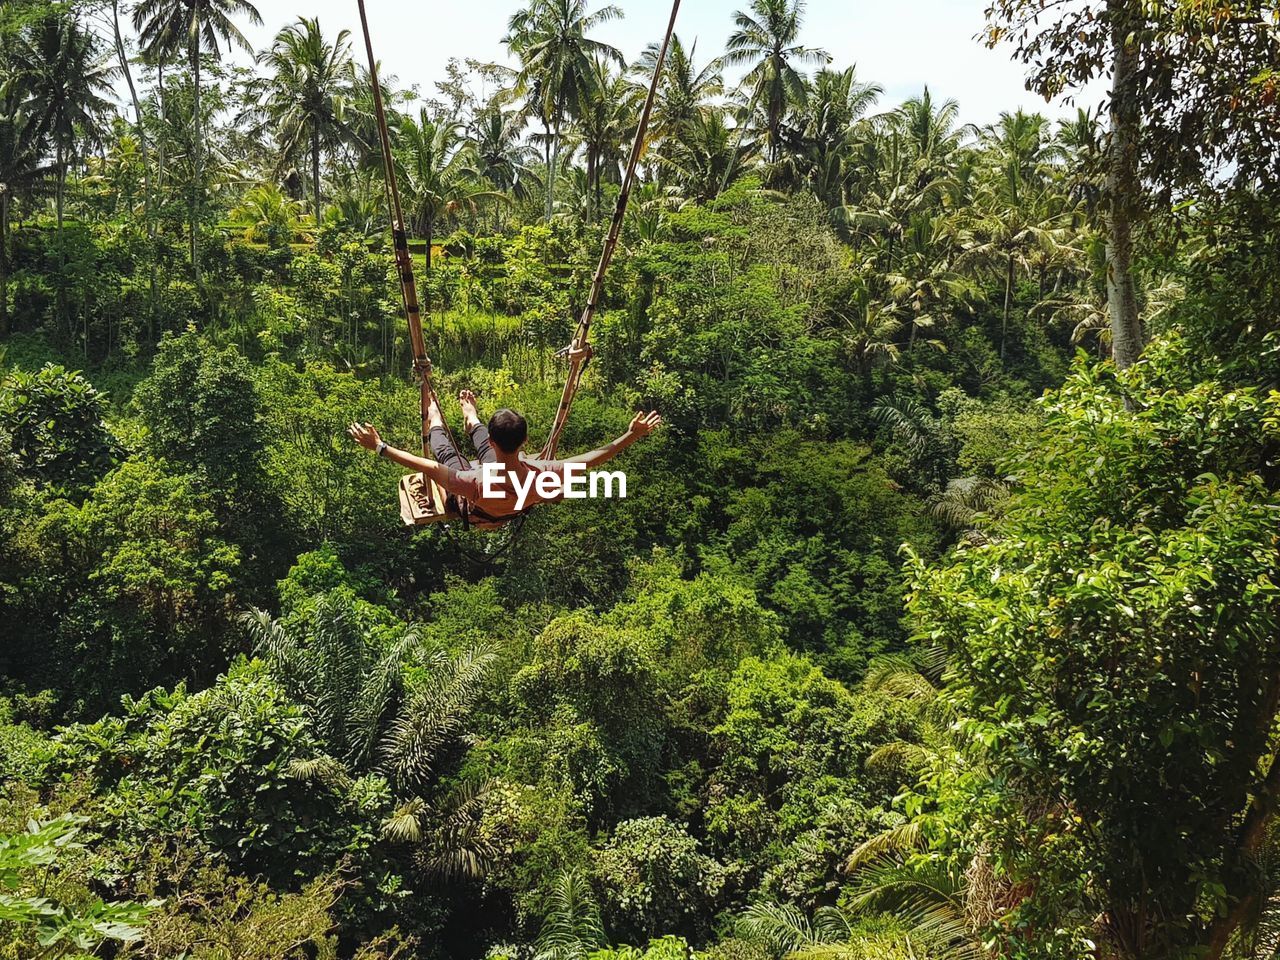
628,411,663,438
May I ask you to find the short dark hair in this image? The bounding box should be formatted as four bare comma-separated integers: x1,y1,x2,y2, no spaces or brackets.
488,409,528,453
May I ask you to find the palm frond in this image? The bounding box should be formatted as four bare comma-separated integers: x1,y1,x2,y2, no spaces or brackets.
534,868,606,960
845,823,926,875
382,645,495,793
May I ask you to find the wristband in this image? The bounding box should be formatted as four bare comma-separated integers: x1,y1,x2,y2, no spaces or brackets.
376,441,388,457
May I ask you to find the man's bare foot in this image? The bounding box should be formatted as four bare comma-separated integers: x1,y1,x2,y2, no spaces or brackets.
427,395,445,430
459,389,481,430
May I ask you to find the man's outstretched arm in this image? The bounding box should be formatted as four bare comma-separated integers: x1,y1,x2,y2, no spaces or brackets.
348,422,477,498
561,412,662,469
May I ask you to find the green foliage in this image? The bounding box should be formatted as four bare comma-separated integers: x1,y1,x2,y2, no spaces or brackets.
8,458,240,707
909,337,1280,957
704,655,916,906
595,816,725,942
508,613,667,819
133,329,263,494
0,814,154,958
0,364,116,492
535,869,606,960
41,662,388,887
2,1,1274,956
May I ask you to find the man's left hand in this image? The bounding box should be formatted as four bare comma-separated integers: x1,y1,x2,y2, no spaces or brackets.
348,422,382,451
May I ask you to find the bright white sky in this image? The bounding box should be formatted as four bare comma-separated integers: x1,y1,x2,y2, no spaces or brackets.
222,0,1104,127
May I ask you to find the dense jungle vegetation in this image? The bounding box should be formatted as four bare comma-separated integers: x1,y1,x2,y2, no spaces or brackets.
1,0,1278,957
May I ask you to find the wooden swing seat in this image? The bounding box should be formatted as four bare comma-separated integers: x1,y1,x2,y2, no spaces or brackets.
399,472,515,531
398,472,453,526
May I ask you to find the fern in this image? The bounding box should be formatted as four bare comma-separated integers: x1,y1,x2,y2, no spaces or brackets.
381,644,495,794
845,854,983,960
535,869,607,960
413,780,498,882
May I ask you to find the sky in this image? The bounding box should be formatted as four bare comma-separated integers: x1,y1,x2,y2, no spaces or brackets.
224,0,1105,128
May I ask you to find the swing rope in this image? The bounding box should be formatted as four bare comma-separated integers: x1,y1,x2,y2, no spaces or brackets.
539,0,682,460
356,0,466,468
357,0,680,521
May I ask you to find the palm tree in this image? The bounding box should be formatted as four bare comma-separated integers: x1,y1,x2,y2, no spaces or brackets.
736,901,857,957
772,65,882,204
836,298,902,383
626,180,685,243
634,33,723,161
1056,107,1103,217
572,56,637,220
888,87,964,188
244,596,424,768
397,109,502,272
229,182,307,247
0,58,48,338
245,595,495,793
324,168,384,238
254,17,359,223
133,0,262,282
534,870,607,960
505,0,623,221
245,597,498,881
470,107,541,228
10,13,116,331
663,109,756,201
723,0,828,164
836,134,948,273
956,154,1078,362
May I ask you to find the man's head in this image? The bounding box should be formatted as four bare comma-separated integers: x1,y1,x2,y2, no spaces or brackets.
488,409,528,454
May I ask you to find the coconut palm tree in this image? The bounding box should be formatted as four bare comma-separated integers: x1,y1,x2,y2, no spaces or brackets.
132,0,262,281
772,65,882,204
836,132,950,273
253,17,360,223
723,0,828,164
634,33,723,160
470,107,541,228
663,109,756,201
397,109,503,272
956,142,1079,362
836,297,902,383
572,56,637,220
10,13,116,331
1056,107,1103,217
888,87,965,188
504,0,623,221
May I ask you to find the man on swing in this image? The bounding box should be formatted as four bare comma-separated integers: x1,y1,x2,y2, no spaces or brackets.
348,388,662,527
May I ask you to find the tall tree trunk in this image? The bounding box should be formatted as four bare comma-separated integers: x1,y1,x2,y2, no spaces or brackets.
719,79,763,199
546,118,561,222
1103,0,1144,370
542,128,552,221
1002,253,1014,362
311,127,322,224
56,145,67,333
111,0,156,345
190,40,202,284
0,189,8,338
157,62,167,193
